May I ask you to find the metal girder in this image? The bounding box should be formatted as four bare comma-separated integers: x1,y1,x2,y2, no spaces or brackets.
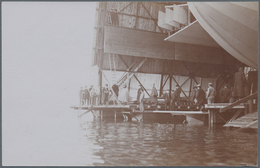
117,55,150,97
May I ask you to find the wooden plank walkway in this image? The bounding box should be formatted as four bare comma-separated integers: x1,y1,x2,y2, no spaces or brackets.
71,105,130,110
224,112,258,129
205,103,245,109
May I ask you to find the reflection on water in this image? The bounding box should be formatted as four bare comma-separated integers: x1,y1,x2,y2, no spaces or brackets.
79,115,257,166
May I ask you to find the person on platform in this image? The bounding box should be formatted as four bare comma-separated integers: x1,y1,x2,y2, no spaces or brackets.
150,83,158,103
79,87,84,105
84,86,90,105
195,84,205,110
119,84,129,105
164,89,171,110
137,84,142,103
172,85,181,107
206,83,216,104
139,88,145,112
233,67,247,100
96,86,100,105
219,84,231,103
90,87,97,105
103,84,109,105
112,84,119,98
190,86,197,104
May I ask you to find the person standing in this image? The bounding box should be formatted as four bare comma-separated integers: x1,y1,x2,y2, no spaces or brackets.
233,67,247,100
171,85,181,107
79,87,84,105
84,86,90,105
139,88,145,112
164,89,170,110
112,84,119,97
150,83,158,103
103,84,109,105
90,88,96,105
195,84,205,109
206,83,216,104
137,84,142,103
219,84,231,103
190,86,197,104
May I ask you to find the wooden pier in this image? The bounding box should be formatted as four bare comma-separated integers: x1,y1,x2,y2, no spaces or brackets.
224,112,258,129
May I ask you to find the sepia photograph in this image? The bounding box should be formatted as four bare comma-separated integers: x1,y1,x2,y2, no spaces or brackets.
2,1,258,166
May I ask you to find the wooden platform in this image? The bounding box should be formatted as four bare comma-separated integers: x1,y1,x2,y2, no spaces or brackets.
224,112,258,129
71,105,130,110
205,103,245,109
123,110,208,115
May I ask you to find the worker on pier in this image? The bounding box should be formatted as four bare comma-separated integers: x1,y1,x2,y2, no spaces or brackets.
219,84,231,103
190,85,197,104
206,83,216,104
103,84,109,105
164,89,171,110
112,84,119,97
90,87,97,105
195,84,205,110
137,84,142,103
233,67,247,100
79,87,84,105
119,84,129,105
84,86,90,105
150,83,158,103
171,85,181,109
139,88,145,112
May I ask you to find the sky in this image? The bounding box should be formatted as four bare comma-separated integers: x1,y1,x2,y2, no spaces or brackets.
2,2,98,109
2,2,99,165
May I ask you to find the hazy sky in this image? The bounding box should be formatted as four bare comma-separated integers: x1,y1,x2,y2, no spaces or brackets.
2,2,97,109
2,2,99,165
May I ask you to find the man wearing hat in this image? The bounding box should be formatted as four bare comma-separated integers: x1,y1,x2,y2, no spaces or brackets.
219,84,231,103
195,84,206,109
206,83,216,104
171,85,182,108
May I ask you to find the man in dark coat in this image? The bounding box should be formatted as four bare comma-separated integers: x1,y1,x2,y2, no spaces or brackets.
195,84,205,108
190,86,197,104
233,67,247,99
112,84,119,97
84,86,90,105
172,85,181,105
219,84,231,103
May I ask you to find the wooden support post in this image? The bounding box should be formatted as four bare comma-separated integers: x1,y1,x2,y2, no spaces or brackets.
160,74,164,97
169,74,172,99
114,111,117,121
101,110,103,120
98,69,102,105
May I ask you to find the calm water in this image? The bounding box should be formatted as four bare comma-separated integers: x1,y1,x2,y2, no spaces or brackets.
78,112,258,166
2,108,257,166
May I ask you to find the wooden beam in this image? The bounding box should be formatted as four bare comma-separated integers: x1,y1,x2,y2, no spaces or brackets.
220,92,258,113
104,26,175,60
159,74,164,96
118,2,133,13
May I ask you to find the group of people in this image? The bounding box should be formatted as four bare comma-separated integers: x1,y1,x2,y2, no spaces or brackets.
79,85,99,106
79,83,131,106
